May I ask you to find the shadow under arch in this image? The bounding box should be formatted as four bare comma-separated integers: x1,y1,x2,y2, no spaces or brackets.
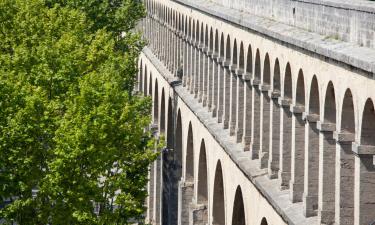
232,186,246,225
185,122,194,181
212,160,225,225
197,139,208,203
160,89,166,133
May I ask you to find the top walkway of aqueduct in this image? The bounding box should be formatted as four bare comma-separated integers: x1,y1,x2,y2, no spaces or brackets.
174,0,375,78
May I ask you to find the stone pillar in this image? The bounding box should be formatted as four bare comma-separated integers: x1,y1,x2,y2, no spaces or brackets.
289,105,305,203
235,71,245,143
334,132,355,225
302,113,319,217
317,122,336,225
216,58,225,123
194,47,200,97
183,39,189,87
179,181,194,225
250,78,261,159
147,160,155,224
207,52,214,110
259,84,271,169
189,204,208,225
268,90,280,179
229,64,238,136
222,62,231,129
242,73,252,152
211,54,219,117
198,49,205,102
153,155,163,225
352,144,375,225
279,97,292,189
202,48,209,107
189,44,195,93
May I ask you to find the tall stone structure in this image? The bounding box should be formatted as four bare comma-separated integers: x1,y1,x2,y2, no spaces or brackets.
137,0,375,224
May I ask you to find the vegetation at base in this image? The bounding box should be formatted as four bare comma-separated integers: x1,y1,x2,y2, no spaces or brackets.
0,0,158,224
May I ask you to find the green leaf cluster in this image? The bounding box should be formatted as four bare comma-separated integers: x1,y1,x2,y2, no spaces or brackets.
0,0,157,224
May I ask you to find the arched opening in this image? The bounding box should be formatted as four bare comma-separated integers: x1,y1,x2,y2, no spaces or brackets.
319,81,336,225
205,25,209,47
176,110,183,177
232,40,238,66
160,89,166,133
360,98,375,145
232,186,246,225
254,49,261,80
260,53,271,169
251,49,261,159
356,98,375,225
336,89,355,224
243,45,253,151
166,97,173,149
212,161,225,225
220,33,225,58
139,60,143,92
197,140,208,203
290,69,305,203
268,58,281,178
225,35,231,61
263,54,270,85
260,217,268,225
148,73,153,96
185,122,194,181
195,20,199,42
303,76,319,217
280,63,292,189
153,79,159,124
143,66,148,94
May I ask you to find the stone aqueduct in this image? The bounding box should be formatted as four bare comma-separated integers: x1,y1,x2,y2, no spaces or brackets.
136,0,375,224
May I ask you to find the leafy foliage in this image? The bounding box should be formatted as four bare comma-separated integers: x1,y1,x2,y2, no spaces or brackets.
0,0,156,224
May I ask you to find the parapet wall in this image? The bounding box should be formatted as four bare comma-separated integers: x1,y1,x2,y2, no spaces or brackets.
207,0,375,49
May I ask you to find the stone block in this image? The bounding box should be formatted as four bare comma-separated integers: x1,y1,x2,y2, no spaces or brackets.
352,143,375,155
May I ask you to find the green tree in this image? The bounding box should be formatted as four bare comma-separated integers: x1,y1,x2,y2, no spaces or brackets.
0,0,156,224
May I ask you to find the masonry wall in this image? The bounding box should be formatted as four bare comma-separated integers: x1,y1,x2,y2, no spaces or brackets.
187,0,375,49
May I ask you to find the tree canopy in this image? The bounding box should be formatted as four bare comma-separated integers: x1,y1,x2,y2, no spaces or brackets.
0,0,157,224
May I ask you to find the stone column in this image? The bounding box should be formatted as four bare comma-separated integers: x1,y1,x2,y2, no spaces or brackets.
183,38,189,87
202,47,209,106
147,160,155,224
189,42,195,93
242,73,252,152
222,61,231,129
317,122,336,225
268,90,281,179
259,84,271,169
250,78,261,159
211,53,219,118
235,70,245,143
334,132,355,225
189,204,208,225
352,143,375,225
153,155,163,225
216,58,225,123
302,113,319,217
290,105,305,203
229,64,238,136
279,97,292,189
194,46,200,98
206,50,214,110
179,181,194,225
198,48,205,103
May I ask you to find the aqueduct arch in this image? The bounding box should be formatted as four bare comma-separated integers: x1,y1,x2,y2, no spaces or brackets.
212,161,225,225
303,75,320,217
231,186,246,225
